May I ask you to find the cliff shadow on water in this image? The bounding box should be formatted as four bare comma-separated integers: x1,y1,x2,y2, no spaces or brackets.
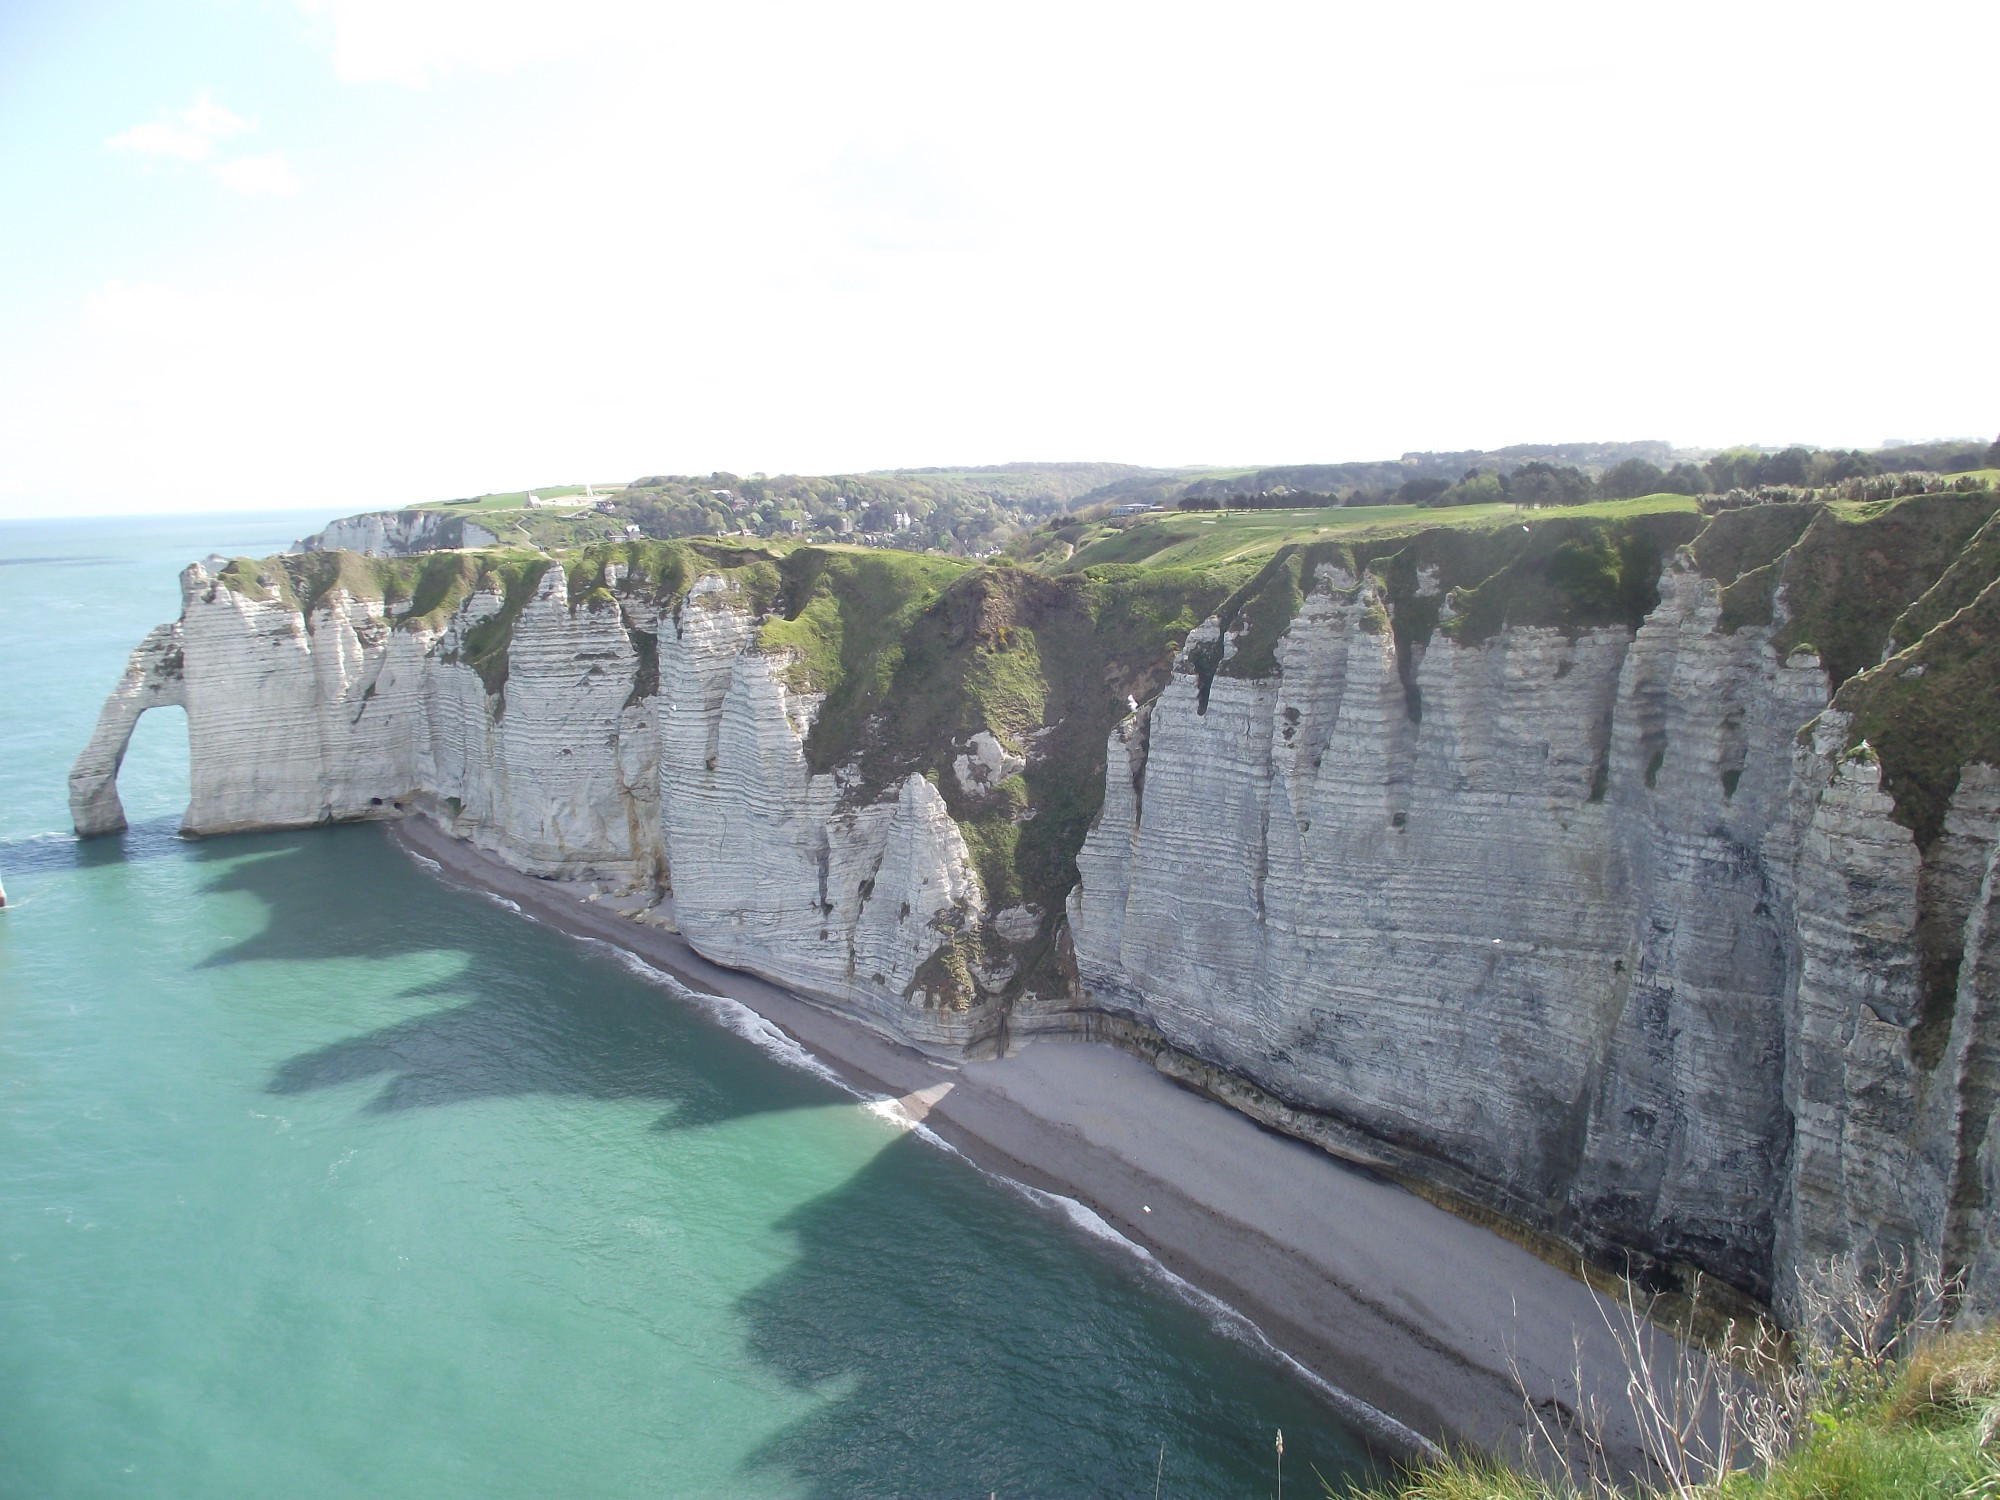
203,826,837,1132
731,1129,1378,1499
205,824,1377,1496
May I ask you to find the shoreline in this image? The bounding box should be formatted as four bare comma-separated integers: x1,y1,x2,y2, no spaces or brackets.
390,815,1665,1470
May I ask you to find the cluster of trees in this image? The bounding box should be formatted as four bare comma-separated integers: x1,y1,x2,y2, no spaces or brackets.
608,439,1999,547
1177,460,1701,511
1172,438,1997,516
1381,439,1998,511
614,464,1152,555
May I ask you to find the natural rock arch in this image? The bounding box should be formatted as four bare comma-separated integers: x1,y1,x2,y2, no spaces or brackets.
69,622,187,836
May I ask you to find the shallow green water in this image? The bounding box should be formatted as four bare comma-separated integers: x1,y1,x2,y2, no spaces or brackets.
0,515,1375,1498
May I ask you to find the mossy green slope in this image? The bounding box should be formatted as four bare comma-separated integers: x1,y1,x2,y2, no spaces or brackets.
751,555,1233,942
1771,494,2000,687
1838,570,2000,852
1681,491,2000,847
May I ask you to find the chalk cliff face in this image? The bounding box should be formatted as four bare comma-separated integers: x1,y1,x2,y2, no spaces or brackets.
1068,557,1841,1297
1064,528,2000,1312
296,510,498,556
71,555,990,1042
73,502,2000,1313
658,577,990,1046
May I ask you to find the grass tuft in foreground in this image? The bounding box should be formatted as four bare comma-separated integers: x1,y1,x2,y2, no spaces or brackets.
1338,1256,2000,1500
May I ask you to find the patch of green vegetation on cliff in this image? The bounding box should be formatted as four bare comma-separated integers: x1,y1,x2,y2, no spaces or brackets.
1836,573,2000,853
555,535,792,614
1134,511,1704,735
957,778,1029,910
1185,511,1701,696
1441,512,1701,645
730,554,1233,976
1771,492,2000,687
756,548,968,706
214,551,420,616
1817,507,2000,1063
1208,546,1326,678
214,548,553,643
450,557,557,697
211,555,298,607
1694,502,1821,586
1886,508,2000,655
1718,557,1785,632
397,554,482,630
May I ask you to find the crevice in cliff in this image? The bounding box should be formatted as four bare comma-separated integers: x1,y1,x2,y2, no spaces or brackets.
1942,844,2000,1284
622,627,659,708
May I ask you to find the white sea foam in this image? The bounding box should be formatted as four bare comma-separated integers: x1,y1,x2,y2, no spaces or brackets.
864,1096,921,1131
405,851,442,872
591,943,849,1089
1003,1180,1440,1458
874,1107,1441,1460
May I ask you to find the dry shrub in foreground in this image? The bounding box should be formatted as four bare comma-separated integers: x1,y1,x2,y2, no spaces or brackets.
1508,1248,1960,1498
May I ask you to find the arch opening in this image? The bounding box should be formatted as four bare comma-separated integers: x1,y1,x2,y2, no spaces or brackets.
118,704,191,830
69,622,188,837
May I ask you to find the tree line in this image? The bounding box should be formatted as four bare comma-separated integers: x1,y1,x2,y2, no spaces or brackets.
1178,435,1998,513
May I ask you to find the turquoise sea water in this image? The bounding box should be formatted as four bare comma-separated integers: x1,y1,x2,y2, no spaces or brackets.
0,515,1373,1498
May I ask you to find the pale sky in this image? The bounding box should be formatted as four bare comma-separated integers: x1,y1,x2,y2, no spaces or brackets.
1,0,1994,518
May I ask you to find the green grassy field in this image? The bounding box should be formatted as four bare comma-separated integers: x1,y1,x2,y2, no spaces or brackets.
405,484,624,513
1055,495,1703,573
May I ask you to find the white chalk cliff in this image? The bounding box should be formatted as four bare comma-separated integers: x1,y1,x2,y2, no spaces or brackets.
296,510,499,556
71,558,992,1043
72,531,2000,1314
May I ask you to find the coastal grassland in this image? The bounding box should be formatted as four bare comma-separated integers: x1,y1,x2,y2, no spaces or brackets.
404,484,622,511
1341,1324,2000,1500
382,487,638,553
1055,495,1701,574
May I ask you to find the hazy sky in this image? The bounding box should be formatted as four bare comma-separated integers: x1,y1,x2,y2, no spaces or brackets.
2,0,1994,518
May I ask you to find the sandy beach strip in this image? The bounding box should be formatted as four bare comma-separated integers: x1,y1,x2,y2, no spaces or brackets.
389,815,1668,1469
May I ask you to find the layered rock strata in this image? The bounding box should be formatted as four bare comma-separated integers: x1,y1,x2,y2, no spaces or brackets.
1069,553,2000,1312
69,558,989,1041
73,523,2000,1315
